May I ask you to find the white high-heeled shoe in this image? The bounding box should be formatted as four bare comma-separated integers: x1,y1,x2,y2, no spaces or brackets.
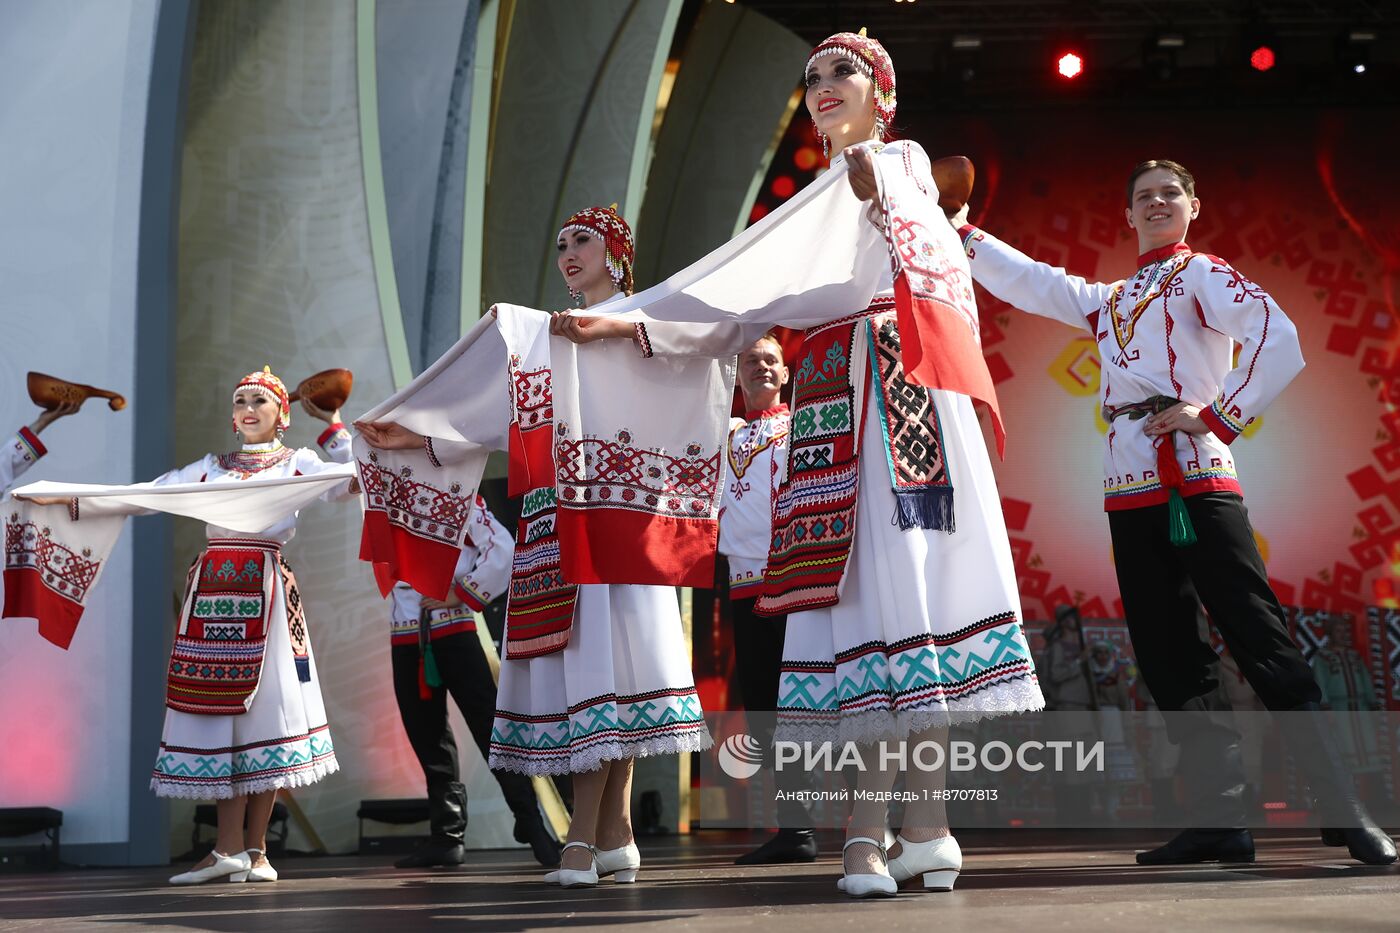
544,840,640,884
554,841,600,888
169,850,250,886
594,841,640,883
887,834,961,891
834,836,898,899
229,848,278,883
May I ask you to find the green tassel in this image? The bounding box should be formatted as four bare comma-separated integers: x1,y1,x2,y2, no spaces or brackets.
423,642,444,688
1167,489,1197,548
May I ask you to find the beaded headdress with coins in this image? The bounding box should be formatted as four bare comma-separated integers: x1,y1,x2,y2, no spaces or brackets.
558,204,635,295
805,28,897,136
232,365,291,434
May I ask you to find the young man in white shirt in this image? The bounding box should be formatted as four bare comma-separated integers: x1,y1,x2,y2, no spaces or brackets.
954,160,1394,866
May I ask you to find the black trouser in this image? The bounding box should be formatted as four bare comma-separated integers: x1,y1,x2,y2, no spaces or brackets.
731,596,814,830
1109,492,1323,827
1108,492,1319,718
391,630,541,839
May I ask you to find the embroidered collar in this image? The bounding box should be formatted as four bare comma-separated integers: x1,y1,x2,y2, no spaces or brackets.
218,440,295,478
743,402,790,422
1137,242,1192,268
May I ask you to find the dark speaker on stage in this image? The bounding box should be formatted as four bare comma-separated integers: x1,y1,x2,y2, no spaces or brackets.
356,798,431,854
0,807,62,871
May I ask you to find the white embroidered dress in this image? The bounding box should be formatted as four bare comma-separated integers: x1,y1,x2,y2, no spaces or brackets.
488,295,711,776
145,437,352,798
643,270,1041,744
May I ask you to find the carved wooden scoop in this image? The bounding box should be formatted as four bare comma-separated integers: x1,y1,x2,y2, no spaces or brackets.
27,372,127,411
287,369,354,412
931,155,975,215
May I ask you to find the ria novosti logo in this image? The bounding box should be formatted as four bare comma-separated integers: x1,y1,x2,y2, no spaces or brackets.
717,732,765,780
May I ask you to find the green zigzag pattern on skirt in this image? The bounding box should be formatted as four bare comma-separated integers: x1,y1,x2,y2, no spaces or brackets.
779,613,1033,712
492,689,705,753
154,730,336,780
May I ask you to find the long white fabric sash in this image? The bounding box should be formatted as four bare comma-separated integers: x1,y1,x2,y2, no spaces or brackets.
354,306,732,603
3,467,354,648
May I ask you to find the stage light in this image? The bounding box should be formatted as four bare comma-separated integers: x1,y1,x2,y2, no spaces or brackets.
1057,51,1084,79
1338,28,1374,76
793,146,820,171
1244,21,1277,73
771,176,796,199
952,35,982,51
1154,32,1185,49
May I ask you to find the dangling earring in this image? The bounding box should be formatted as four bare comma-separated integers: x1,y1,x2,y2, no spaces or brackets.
813,119,829,160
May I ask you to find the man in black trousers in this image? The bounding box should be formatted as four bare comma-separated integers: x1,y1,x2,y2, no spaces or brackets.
955,159,1395,865
720,335,819,865
389,495,560,868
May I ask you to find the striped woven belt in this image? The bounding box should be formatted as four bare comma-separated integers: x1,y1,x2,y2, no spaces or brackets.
1103,395,1180,423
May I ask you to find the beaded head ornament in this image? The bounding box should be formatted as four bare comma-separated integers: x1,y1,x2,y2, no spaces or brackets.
558,204,635,296
806,28,897,143
232,365,291,435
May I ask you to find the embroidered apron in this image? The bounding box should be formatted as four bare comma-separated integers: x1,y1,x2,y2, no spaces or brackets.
760,299,953,616
165,538,282,715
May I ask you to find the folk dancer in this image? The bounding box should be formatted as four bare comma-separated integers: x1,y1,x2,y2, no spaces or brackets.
357,206,712,890
14,368,356,883
722,335,820,865
553,31,1046,897
955,159,1395,865
388,494,561,868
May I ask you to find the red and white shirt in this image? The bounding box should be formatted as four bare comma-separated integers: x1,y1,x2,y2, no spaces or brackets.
961,227,1304,511
1,427,46,496
718,404,789,598
389,495,512,645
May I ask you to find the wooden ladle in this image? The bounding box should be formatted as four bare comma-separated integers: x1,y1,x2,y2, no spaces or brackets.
27,372,126,412
287,369,354,412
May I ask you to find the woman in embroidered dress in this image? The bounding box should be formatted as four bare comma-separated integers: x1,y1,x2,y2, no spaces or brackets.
553,33,1044,897
24,368,354,884
357,207,710,889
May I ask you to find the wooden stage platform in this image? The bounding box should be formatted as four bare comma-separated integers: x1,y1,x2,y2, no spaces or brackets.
2,831,1396,932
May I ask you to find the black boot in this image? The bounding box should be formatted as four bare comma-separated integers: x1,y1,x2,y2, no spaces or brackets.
1283,703,1397,865
735,829,818,865
1136,828,1255,865
512,811,562,868
497,770,561,867
1138,709,1252,865
395,781,467,868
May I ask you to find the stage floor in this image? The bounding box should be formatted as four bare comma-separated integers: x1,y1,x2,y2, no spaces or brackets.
2,831,1396,932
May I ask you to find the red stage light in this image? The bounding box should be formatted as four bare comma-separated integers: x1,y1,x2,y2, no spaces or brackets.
771,176,796,199
1057,52,1084,79
1250,45,1275,71
749,203,770,224
793,146,820,171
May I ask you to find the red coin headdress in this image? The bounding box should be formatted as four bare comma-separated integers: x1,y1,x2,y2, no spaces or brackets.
805,29,897,133
559,204,635,292
233,365,291,434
